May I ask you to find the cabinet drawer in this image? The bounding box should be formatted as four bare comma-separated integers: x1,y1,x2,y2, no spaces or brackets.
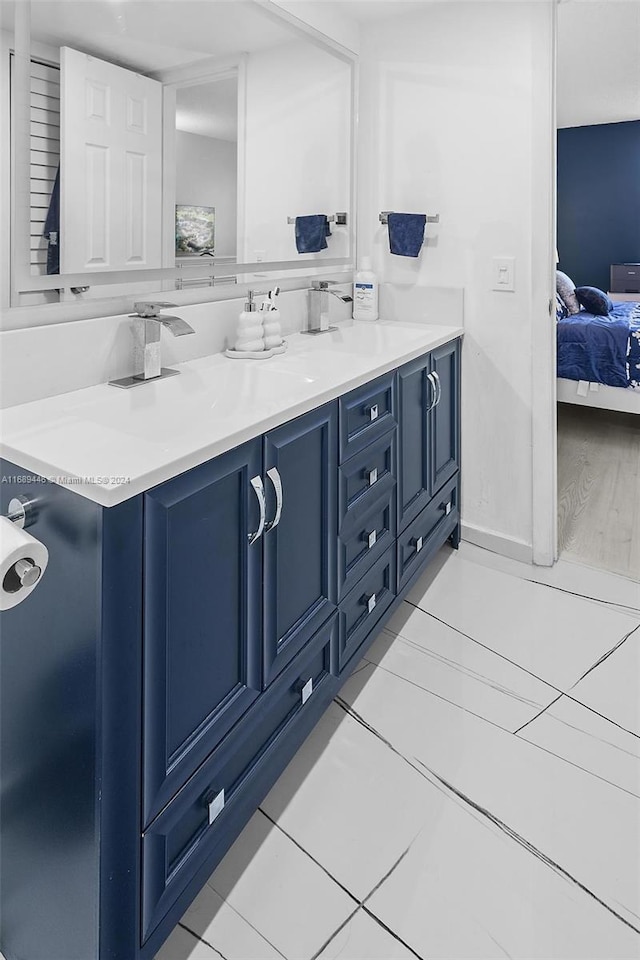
397,474,459,593
338,485,396,600
339,430,396,526
339,371,397,461
334,548,396,673
141,614,338,944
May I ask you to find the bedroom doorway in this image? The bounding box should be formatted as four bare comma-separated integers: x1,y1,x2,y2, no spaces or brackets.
554,1,640,581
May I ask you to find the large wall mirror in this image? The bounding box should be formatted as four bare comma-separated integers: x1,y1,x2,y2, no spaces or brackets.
2,0,354,310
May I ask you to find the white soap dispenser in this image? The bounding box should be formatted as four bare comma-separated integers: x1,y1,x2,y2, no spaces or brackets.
235,290,265,353
262,285,284,350
353,256,379,321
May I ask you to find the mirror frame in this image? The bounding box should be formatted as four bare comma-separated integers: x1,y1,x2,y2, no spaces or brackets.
3,0,357,326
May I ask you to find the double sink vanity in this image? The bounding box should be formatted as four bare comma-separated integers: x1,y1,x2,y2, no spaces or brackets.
0,320,462,959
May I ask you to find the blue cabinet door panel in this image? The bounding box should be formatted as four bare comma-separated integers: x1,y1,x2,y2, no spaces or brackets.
397,355,431,532
263,403,338,685
431,341,460,492
143,438,263,826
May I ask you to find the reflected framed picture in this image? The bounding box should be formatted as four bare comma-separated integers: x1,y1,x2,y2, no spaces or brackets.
175,204,215,256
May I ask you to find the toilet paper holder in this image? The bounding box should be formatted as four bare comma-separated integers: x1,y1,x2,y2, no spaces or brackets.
2,496,44,598
7,495,38,530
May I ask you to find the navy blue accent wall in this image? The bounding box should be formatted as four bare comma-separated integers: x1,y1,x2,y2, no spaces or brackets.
557,121,640,292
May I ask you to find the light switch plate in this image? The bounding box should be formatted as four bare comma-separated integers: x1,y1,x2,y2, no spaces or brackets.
492,257,515,292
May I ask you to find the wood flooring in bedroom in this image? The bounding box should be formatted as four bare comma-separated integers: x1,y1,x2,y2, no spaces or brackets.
557,402,640,581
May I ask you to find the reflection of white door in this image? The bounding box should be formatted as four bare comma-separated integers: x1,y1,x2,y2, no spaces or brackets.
60,46,162,273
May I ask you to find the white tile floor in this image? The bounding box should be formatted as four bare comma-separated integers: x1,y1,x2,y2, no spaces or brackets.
152,542,639,959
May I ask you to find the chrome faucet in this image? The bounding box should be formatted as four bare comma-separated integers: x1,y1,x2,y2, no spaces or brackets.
109,302,195,388
304,281,353,335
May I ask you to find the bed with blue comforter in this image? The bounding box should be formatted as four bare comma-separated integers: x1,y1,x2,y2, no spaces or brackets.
557,301,640,390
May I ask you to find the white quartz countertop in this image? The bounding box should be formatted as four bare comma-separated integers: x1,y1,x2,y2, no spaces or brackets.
0,321,463,507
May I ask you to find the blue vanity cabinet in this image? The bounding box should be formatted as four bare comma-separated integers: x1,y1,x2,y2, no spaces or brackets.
0,336,462,960
142,438,264,825
263,402,338,685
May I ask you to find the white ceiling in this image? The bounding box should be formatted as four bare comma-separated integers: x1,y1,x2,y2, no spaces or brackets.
26,0,299,73
176,77,238,141
557,0,640,128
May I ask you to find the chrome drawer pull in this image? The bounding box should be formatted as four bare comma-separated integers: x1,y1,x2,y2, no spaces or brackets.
433,371,442,406
440,500,452,516
368,403,379,422
365,593,377,614
248,475,266,544
300,677,313,705
265,466,283,532
366,529,377,549
426,373,437,413
414,535,423,553
208,788,225,825
367,467,378,487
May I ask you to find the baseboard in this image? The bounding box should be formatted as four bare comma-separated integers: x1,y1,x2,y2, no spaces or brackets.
461,523,533,565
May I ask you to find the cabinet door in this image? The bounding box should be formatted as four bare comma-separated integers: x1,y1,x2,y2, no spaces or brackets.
263,402,338,685
397,354,432,532
143,438,263,825
430,340,460,492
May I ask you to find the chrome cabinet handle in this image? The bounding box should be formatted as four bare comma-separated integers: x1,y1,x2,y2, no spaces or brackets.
248,475,266,544
426,373,437,413
433,371,442,407
206,788,225,825
266,466,283,532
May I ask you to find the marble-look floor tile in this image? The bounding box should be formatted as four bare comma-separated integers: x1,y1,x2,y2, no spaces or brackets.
366,772,640,960
206,810,355,960
369,601,558,731
406,548,636,690
154,923,223,960
458,542,640,615
568,626,640,735
262,700,437,900
316,908,418,960
339,663,640,931
518,694,640,799
181,882,284,959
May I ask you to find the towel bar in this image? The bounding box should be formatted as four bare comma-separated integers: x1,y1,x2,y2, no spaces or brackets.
287,212,348,225
379,211,440,225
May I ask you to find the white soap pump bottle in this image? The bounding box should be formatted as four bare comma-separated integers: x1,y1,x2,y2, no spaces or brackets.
262,285,283,350
353,256,379,321
235,290,265,353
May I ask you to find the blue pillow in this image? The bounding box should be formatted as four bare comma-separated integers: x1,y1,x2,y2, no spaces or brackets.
575,286,613,316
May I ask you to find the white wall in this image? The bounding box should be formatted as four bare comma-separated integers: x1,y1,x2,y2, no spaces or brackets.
242,39,351,263
358,1,555,559
263,0,360,54
557,1,640,129
176,131,237,257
